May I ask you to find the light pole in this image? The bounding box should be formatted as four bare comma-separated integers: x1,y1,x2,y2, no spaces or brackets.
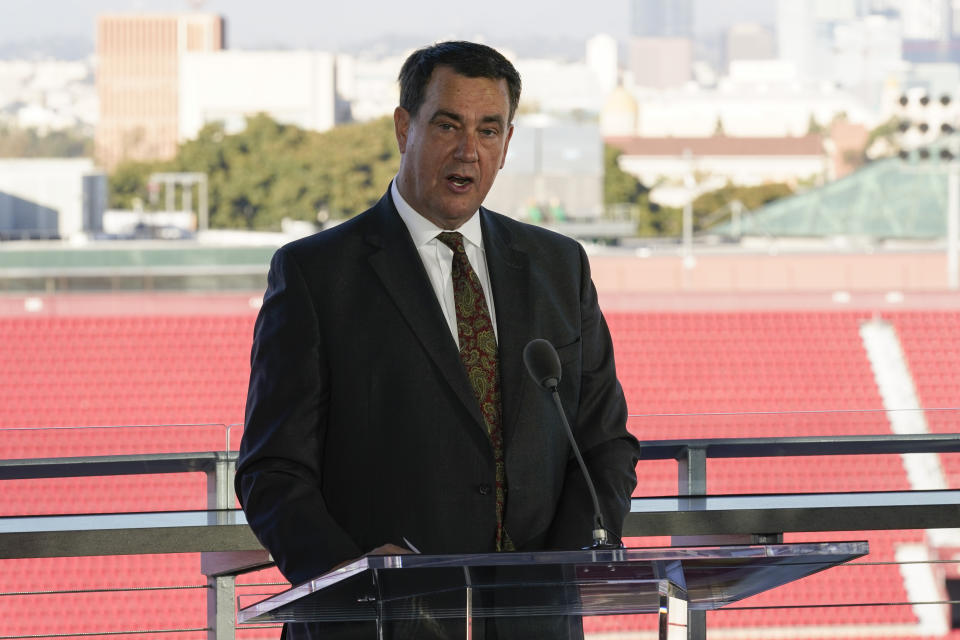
682,148,694,260
942,151,956,290
896,92,959,290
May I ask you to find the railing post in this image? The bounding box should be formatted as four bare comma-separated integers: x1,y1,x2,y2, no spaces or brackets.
208,574,237,640
677,445,707,497
205,452,238,640
207,452,236,512
672,446,707,640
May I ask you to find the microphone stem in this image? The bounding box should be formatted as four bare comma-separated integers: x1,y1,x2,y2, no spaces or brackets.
550,388,605,536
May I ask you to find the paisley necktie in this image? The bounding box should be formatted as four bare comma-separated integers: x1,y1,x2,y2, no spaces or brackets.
436,231,513,551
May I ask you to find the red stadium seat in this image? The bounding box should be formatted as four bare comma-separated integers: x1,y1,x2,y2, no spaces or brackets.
3,305,960,637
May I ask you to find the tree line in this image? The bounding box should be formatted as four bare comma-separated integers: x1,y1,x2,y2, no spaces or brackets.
110,114,402,230
1,113,796,235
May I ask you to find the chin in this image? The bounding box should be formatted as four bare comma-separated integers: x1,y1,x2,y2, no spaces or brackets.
438,201,482,222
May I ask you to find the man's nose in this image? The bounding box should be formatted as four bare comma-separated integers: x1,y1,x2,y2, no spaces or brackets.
454,131,479,162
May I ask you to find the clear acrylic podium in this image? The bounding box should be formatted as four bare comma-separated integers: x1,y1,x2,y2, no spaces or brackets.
237,542,867,639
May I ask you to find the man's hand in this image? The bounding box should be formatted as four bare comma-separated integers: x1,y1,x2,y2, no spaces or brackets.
330,543,413,571
365,543,413,557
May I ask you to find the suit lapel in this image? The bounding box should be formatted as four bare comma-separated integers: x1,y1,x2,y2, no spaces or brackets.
481,209,530,448
364,193,488,432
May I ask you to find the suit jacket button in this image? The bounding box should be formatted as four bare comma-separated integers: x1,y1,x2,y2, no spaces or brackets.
478,484,491,495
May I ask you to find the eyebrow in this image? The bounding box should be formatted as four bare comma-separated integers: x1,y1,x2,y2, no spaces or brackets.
430,109,506,129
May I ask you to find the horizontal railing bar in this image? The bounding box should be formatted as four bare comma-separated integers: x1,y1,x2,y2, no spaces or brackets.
0,584,207,597
632,489,960,510
723,599,960,611
0,510,261,559
0,629,209,639
4,433,959,481
624,489,960,536
636,433,960,460
0,423,225,432
629,407,960,418
0,264,267,278
0,487,957,558
0,509,248,533
0,451,238,480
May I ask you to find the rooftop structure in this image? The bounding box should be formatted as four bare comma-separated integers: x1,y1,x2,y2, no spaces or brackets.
0,159,106,240
607,134,827,207
720,139,958,239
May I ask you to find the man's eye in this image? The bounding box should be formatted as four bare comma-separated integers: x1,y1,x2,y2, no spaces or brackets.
481,129,499,137
438,123,455,130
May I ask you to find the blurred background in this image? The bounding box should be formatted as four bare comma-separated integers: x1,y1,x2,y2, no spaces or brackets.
5,1,960,639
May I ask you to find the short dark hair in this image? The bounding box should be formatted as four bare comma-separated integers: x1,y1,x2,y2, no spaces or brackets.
398,41,522,122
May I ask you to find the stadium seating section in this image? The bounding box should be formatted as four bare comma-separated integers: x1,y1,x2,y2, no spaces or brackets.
2,303,959,639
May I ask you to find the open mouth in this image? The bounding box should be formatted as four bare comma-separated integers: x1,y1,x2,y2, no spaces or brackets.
448,174,473,188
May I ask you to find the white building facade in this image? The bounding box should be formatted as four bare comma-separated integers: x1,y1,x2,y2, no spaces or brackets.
607,135,828,207
178,50,337,140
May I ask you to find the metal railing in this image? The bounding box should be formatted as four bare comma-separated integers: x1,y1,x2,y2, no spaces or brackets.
3,413,960,639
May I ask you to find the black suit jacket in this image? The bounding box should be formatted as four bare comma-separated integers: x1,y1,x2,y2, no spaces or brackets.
236,189,640,638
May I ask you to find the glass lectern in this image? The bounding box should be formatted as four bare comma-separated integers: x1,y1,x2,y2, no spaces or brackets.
238,542,867,639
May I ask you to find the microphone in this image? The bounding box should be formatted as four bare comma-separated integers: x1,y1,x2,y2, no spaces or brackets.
522,337,561,390
523,339,620,550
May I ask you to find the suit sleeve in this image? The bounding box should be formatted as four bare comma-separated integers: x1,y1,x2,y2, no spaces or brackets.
545,243,640,549
235,247,362,584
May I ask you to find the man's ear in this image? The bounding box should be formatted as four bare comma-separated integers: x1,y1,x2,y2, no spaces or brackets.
499,123,515,170
394,106,410,154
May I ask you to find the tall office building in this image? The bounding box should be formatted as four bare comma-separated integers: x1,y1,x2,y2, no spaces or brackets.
629,38,693,88
777,0,815,76
95,13,224,171
631,0,694,37
900,0,951,39
178,51,337,140
630,0,693,88
726,23,776,70
586,34,619,96
813,0,859,21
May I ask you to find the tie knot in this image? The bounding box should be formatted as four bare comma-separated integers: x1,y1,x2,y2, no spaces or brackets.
436,231,465,254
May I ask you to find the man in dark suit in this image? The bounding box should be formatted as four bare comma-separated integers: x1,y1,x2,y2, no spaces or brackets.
236,41,640,639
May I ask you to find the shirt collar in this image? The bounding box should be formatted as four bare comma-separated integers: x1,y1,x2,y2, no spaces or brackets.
391,178,484,250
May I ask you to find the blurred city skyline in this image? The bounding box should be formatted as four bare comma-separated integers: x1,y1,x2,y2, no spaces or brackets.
6,0,960,243
2,0,773,56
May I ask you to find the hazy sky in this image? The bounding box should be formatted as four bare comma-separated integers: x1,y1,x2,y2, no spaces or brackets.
3,0,774,50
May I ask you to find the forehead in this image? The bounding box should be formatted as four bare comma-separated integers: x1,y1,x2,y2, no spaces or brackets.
421,66,511,116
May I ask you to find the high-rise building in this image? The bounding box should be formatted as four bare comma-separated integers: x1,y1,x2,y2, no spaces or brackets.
833,14,903,109
630,0,693,89
813,0,859,21
629,37,693,88
726,23,776,71
586,34,619,96
630,0,693,38
900,0,951,39
178,51,337,140
778,0,815,76
95,13,224,171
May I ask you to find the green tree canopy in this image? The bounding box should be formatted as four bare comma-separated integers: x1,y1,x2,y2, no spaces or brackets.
0,125,92,158
693,182,794,231
603,144,681,236
110,114,401,230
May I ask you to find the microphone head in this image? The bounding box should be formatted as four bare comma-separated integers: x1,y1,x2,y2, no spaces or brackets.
523,338,562,391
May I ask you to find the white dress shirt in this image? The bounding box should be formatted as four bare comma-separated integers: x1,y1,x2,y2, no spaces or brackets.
391,179,498,349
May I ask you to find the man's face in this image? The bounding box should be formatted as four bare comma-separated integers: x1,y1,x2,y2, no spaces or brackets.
394,65,514,230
